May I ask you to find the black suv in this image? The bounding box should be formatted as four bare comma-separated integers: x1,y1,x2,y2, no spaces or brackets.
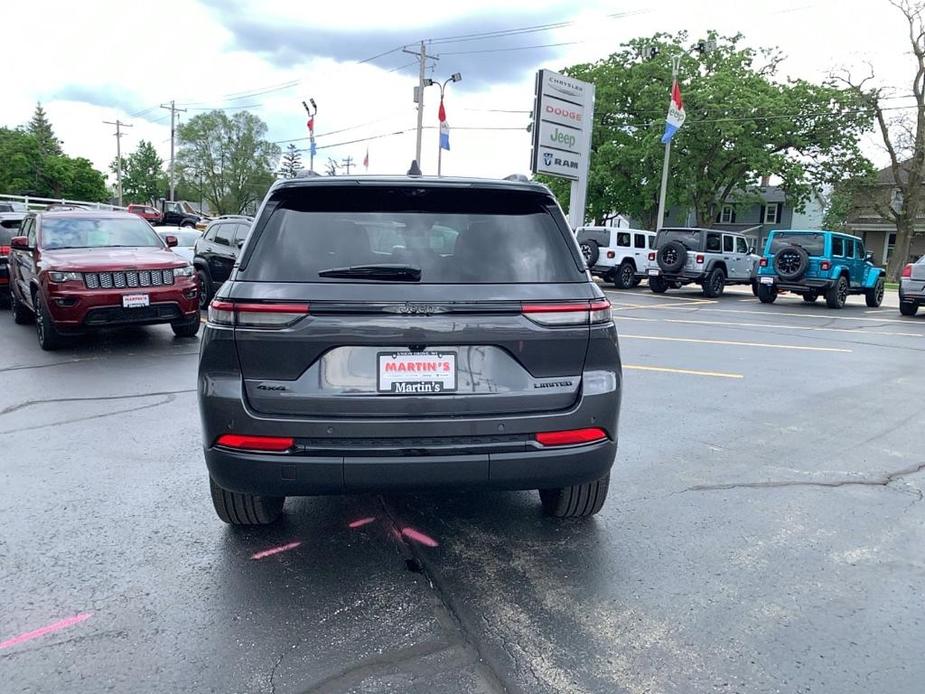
198,176,621,524
647,227,757,297
193,216,253,308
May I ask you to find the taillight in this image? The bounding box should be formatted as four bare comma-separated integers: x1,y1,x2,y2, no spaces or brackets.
536,428,607,446
695,254,704,264
215,434,294,452
820,261,831,271
208,299,310,328
648,252,656,261
759,258,768,267
0,245,9,255
902,263,913,278
522,298,611,326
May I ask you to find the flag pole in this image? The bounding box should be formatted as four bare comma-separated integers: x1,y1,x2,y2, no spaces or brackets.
655,56,681,231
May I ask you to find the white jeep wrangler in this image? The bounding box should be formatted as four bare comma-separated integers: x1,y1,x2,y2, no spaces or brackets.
576,226,657,289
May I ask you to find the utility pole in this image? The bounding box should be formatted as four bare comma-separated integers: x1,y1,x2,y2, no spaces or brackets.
160,100,187,201
340,156,354,175
403,41,437,168
103,119,132,207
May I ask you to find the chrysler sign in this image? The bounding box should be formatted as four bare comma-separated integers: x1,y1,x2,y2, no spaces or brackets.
531,69,594,182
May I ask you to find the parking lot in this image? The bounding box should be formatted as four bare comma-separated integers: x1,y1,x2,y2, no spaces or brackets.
2,286,923,694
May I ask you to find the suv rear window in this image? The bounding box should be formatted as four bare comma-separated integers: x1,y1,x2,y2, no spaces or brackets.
241,186,582,284
769,232,825,256
658,229,701,249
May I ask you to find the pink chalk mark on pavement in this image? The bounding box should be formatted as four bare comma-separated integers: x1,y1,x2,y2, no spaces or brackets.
348,517,377,529
0,613,93,651
401,528,439,547
251,541,302,560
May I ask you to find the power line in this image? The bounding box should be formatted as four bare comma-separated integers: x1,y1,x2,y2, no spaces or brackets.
439,41,579,56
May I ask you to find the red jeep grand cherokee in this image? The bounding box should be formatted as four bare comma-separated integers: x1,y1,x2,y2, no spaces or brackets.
9,210,200,350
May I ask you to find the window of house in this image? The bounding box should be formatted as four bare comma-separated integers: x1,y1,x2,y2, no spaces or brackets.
764,203,780,224
706,233,722,252
617,232,631,247
832,236,844,256
886,232,897,261
634,233,647,249
720,205,734,223
723,235,734,252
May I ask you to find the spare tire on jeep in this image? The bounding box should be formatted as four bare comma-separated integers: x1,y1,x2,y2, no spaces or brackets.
579,239,599,266
774,245,809,281
657,240,687,273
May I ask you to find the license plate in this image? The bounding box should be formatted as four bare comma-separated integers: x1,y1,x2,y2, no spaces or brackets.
648,268,660,276
122,294,150,308
377,352,457,394
759,277,774,285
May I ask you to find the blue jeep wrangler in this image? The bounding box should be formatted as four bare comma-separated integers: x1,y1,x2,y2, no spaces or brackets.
755,230,886,308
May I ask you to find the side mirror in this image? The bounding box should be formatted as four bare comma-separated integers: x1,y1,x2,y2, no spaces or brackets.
10,235,30,250
235,239,244,248
165,235,178,248
865,252,874,262
748,246,755,255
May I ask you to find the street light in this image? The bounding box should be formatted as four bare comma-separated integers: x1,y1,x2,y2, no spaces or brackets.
426,73,462,176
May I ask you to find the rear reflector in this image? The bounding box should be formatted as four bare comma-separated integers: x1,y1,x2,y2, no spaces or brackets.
208,300,310,328
535,428,607,446
215,434,294,452
522,299,612,326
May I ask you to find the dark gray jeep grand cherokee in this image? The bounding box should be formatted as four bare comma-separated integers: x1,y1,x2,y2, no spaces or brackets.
198,176,621,524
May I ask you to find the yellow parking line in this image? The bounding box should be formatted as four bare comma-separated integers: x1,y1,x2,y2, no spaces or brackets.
658,317,923,339
613,299,715,311
620,334,851,352
661,305,913,325
624,364,743,379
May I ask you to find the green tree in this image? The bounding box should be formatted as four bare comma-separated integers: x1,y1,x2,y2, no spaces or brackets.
111,140,164,203
541,32,873,228
278,143,303,178
176,110,280,215
0,127,43,194
28,102,62,157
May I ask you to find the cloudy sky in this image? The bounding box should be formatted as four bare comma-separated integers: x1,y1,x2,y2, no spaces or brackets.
2,0,916,188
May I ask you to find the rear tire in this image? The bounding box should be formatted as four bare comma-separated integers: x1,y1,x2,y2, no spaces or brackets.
865,277,885,308
613,261,636,289
751,280,759,297
197,269,212,309
539,475,609,518
702,267,726,298
900,301,919,317
34,294,65,351
757,283,777,304
209,476,284,525
648,275,669,293
171,314,201,338
11,290,33,324
825,275,849,309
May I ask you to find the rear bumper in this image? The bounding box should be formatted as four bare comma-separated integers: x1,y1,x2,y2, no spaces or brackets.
649,269,706,283
204,439,617,496
758,276,834,291
900,278,925,302
200,371,621,495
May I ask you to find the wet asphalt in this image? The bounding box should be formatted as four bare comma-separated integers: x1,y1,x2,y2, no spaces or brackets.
1,286,924,694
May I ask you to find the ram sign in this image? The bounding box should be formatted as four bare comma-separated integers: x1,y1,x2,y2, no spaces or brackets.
530,69,594,182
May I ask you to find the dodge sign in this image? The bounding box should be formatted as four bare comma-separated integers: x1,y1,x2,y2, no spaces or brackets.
530,69,594,182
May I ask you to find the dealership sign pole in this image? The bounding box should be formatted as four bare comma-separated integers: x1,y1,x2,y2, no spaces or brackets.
530,69,595,229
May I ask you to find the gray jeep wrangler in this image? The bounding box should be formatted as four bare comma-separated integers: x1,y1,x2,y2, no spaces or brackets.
647,227,758,298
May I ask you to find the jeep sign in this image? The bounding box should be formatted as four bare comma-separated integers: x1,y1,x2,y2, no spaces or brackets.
530,69,594,225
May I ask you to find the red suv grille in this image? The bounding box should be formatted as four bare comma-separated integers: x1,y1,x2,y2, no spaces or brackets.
83,269,175,289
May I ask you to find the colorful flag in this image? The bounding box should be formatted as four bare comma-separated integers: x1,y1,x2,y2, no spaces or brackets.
661,80,686,144
306,116,314,134
363,147,369,171
438,98,450,151
309,138,317,157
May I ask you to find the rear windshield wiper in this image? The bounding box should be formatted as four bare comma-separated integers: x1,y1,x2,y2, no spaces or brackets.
317,264,422,281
